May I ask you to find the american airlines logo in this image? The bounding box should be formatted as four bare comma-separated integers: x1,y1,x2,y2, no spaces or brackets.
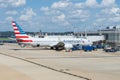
63,40,83,43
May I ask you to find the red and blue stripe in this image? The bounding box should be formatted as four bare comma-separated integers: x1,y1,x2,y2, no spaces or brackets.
12,21,33,42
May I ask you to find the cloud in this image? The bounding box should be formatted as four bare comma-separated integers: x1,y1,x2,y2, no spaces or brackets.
5,16,13,21
19,8,36,21
57,14,65,21
95,6,120,26
69,10,89,18
52,13,70,26
111,7,120,16
39,0,120,31
42,0,90,24
0,0,26,8
0,3,7,8
74,0,99,9
5,10,18,15
75,3,84,9
85,0,98,8
100,7,120,17
101,0,115,7
45,1,71,25
12,0,26,7
40,6,49,11
110,17,120,22
74,0,116,8
51,0,71,9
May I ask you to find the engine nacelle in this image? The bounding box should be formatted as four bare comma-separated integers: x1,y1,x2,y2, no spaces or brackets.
56,42,65,47
52,42,65,50
32,44,40,47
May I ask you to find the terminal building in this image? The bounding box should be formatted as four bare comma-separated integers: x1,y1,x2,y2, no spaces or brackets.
75,32,105,43
101,26,120,49
75,25,120,50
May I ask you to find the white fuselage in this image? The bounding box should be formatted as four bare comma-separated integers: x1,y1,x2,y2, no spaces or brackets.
19,37,92,47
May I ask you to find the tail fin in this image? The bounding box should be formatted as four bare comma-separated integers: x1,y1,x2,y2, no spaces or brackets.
12,21,32,43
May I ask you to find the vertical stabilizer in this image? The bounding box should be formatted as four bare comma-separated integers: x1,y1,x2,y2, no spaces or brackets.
12,21,33,43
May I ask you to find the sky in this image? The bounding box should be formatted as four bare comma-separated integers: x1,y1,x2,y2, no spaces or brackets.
0,0,120,32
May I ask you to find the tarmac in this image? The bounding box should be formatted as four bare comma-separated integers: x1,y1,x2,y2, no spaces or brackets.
0,43,120,80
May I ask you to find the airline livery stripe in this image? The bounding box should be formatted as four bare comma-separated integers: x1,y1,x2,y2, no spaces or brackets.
13,27,18,29
12,23,16,26
15,34,27,36
13,25,17,27
13,26,17,27
17,40,33,42
14,29,18,30
14,32,20,34
14,30,19,32
16,36,29,38
13,25,16,27
14,28,18,30
14,27,18,30
16,34,28,35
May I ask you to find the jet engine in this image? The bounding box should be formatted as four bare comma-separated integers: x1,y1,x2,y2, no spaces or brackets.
32,44,40,47
52,42,65,50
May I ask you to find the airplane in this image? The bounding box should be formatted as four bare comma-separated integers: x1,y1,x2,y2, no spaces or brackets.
11,21,92,50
